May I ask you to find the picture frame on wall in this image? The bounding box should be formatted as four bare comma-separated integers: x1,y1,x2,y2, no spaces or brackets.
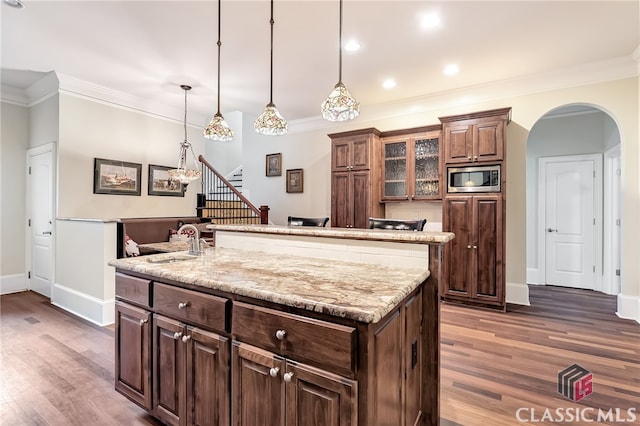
148,164,185,196
93,158,142,196
286,168,303,193
266,153,282,177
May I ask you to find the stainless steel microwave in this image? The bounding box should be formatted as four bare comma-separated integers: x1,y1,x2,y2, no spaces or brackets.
447,164,501,193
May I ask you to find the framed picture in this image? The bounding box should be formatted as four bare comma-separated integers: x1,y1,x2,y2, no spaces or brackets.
286,168,303,193
93,158,141,196
148,164,184,196
266,153,282,177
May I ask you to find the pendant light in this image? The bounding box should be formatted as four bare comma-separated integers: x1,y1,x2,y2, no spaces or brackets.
168,85,202,185
254,0,288,136
321,0,360,121
203,0,234,141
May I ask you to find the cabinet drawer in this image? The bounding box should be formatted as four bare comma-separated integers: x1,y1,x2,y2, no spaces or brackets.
115,273,151,308
153,283,228,332
232,302,356,374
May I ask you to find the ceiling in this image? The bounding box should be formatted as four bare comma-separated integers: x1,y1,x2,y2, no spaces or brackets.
1,0,639,126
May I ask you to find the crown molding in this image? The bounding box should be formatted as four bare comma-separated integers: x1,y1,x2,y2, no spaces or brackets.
0,84,29,106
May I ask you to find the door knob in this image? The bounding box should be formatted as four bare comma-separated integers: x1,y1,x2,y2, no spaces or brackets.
547,228,558,233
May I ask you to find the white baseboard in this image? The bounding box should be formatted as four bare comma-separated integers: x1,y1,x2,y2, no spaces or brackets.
526,268,542,285
506,281,530,305
616,293,640,324
51,283,115,326
0,274,27,295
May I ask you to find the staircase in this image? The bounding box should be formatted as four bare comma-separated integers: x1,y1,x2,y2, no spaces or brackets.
197,156,268,225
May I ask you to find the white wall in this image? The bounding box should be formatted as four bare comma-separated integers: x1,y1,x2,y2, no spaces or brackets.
0,102,29,293
29,94,59,149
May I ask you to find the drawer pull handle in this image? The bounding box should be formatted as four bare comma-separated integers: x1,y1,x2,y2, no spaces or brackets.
139,319,148,326
283,372,294,383
178,302,189,310
269,367,280,378
275,329,287,340
173,332,183,340
182,335,191,343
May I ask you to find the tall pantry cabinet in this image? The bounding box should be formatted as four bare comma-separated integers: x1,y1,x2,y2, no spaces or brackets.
329,128,385,228
439,108,511,310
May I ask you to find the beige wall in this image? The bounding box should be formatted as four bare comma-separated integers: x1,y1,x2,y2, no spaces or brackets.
0,102,29,278
57,94,203,219
29,94,58,149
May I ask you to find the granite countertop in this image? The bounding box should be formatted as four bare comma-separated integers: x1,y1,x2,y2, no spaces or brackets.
138,240,191,253
109,247,430,323
208,224,455,244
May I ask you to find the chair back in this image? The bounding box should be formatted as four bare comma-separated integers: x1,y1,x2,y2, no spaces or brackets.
287,216,330,227
368,217,426,231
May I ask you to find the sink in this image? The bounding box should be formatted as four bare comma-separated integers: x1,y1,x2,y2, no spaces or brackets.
146,255,196,264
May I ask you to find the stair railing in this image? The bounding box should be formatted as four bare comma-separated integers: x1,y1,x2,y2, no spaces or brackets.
197,155,269,224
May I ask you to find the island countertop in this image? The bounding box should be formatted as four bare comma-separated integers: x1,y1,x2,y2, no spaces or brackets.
109,247,430,323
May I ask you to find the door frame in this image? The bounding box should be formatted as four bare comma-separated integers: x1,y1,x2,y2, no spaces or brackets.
603,145,621,295
26,142,57,296
537,153,603,291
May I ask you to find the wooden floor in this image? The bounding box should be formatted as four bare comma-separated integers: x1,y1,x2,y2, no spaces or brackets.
1,286,638,425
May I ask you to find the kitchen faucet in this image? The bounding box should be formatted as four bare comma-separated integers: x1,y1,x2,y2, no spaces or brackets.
178,224,206,256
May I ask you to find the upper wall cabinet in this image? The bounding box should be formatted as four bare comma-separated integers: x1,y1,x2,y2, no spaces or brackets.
440,108,511,164
380,125,442,202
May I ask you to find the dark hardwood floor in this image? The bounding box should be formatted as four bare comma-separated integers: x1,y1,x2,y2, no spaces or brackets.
1,286,638,425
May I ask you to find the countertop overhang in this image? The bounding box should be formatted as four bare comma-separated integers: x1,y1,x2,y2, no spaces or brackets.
109,247,430,323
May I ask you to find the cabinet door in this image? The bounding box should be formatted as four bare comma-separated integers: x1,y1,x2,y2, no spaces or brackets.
332,139,351,172
115,301,151,410
153,315,184,426
442,197,474,298
473,195,503,303
403,292,422,426
350,136,371,170
382,139,409,201
413,136,441,200
331,172,351,228
443,124,473,164
232,342,284,426
185,327,230,426
473,119,504,162
285,361,357,426
351,171,371,229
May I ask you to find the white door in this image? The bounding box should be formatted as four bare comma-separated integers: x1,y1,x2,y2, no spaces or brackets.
28,145,55,298
543,157,596,289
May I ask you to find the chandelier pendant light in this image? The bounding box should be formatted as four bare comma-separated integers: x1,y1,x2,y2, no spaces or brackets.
321,0,360,121
204,0,234,141
168,85,202,185
254,0,288,136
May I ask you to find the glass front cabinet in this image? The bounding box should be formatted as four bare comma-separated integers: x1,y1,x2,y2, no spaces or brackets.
381,127,442,202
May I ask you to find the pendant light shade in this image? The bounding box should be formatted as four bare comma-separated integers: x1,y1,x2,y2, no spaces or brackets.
204,0,234,141
254,0,288,135
168,85,202,185
321,0,360,121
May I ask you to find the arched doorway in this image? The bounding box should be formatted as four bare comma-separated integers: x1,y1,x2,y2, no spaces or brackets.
525,104,621,296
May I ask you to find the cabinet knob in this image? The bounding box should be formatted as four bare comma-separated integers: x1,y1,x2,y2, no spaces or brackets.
275,329,287,340
178,302,189,310
467,245,471,249
173,331,183,340
269,367,280,378
473,245,477,249
182,335,191,343
139,319,148,326
283,372,294,383
474,156,478,160
467,156,472,160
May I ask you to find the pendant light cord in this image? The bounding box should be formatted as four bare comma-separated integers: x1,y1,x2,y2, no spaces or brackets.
269,0,274,105
338,0,343,84
216,0,222,115
183,87,188,143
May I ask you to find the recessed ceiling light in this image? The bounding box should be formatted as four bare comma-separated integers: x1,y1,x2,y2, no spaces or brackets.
3,0,24,8
344,40,360,52
420,13,440,29
383,79,397,89
443,64,459,75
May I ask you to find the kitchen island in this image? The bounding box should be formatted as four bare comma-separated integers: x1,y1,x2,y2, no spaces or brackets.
109,225,454,426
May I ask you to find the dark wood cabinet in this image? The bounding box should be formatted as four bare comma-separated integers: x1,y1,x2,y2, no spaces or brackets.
440,108,510,164
115,301,152,410
442,195,504,308
232,342,357,426
329,129,384,228
380,126,442,201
